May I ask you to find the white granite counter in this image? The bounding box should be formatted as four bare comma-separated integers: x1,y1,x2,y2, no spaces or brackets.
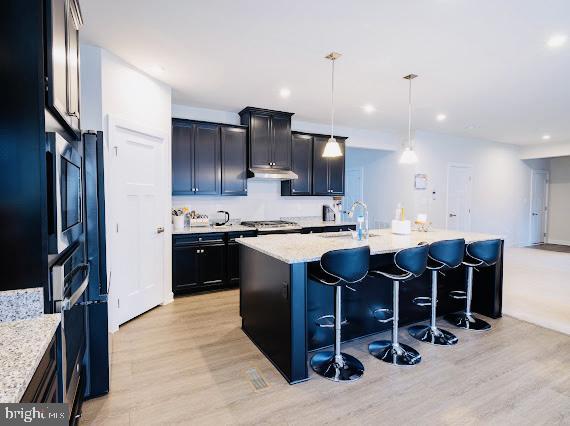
0,314,61,403
172,224,254,234
0,288,44,322
236,228,503,264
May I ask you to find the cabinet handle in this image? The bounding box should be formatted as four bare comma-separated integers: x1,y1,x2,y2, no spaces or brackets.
198,237,203,241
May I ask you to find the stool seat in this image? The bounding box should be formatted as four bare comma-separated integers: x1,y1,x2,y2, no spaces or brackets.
309,246,369,382
368,243,428,366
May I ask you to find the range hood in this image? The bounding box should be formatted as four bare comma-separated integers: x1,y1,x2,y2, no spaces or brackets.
247,168,298,180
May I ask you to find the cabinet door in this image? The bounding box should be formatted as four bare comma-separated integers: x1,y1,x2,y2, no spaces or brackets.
289,134,312,195
312,136,330,195
172,122,194,195
193,123,220,195
221,126,247,196
250,114,272,168
271,114,292,169
328,139,345,195
200,243,226,287
172,246,200,294
227,242,240,287
45,0,68,127
65,1,81,135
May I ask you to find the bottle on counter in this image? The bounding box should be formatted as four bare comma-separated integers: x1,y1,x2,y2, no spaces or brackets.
357,215,365,241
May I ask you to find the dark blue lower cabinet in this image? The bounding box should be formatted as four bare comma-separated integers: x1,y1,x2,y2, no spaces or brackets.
172,237,226,295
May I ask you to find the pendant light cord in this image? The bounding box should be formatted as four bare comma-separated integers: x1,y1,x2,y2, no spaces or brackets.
408,77,412,150
331,59,335,138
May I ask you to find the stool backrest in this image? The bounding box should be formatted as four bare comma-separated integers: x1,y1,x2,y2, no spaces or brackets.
429,239,465,269
321,246,370,284
394,243,429,277
466,239,501,266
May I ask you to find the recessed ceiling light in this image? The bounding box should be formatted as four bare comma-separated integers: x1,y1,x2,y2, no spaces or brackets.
362,104,376,114
542,134,551,140
279,88,291,98
436,113,447,122
547,34,567,48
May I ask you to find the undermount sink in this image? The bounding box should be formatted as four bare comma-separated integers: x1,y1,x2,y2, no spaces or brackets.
319,231,381,239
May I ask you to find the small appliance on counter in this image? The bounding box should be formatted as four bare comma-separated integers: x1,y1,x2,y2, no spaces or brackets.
322,205,336,222
214,210,230,226
333,197,343,224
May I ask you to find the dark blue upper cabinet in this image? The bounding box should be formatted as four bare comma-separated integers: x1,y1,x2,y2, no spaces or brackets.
193,123,221,195
312,135,346,196
172,119,247,196
281,133,313,196
45,0,82,140
239,107,294,171
221,126,248,196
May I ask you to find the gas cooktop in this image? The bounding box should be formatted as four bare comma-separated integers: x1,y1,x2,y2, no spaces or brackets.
241,220,301,233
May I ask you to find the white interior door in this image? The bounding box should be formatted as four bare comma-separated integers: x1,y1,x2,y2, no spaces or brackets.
344,168,363,220
110,120,165,326
530,170,549,245
447,164,472,231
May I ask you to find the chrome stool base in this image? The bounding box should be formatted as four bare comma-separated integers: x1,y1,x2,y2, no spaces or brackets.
368,341,422,366
310,351,364,382
408,325,458,346
444,312,491,331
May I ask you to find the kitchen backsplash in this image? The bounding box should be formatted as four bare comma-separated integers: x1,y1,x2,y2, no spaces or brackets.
172,179,334,221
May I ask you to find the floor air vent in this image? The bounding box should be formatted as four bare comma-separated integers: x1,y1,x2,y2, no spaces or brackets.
246,368,269,391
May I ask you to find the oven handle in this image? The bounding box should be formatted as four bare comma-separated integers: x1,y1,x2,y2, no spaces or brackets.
58,264,90,312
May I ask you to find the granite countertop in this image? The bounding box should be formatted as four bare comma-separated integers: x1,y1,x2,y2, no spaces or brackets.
236,228,503,264
172,219,355,235
0,288,44,322
0,314,61,403
172,224,254,234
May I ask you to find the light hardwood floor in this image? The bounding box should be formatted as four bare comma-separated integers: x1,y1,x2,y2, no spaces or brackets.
82,289,570,425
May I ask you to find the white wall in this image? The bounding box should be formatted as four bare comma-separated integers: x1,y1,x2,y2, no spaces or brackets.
81,44,173,332
346,132,550,247
548,156,570,245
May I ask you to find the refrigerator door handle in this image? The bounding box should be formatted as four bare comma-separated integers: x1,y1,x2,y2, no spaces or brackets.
57,264,90,312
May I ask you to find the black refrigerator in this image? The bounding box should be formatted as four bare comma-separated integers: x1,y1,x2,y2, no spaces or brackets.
83,131,110,398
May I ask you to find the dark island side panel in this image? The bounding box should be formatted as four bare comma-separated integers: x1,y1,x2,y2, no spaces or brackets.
240,246,308,384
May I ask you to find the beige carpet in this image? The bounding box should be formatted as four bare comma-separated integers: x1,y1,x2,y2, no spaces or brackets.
503,247,570,335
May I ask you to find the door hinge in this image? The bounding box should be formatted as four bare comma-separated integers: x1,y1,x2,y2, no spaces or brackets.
117,298,120,308
115,223,119,233
544,206,548,211
544,232,547,237
114,146,118,157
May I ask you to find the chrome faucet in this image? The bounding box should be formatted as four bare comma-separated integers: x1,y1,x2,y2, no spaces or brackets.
348,201,369,240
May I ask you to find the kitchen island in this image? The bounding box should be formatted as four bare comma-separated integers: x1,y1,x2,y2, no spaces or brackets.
237,229,504,384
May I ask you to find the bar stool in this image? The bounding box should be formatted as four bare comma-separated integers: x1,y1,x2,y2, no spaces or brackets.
368,243,429,366
408,239,465,346
309,246,370,381
444,239,501,331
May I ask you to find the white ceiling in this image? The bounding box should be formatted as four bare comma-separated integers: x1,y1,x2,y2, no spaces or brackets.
80,0,570,146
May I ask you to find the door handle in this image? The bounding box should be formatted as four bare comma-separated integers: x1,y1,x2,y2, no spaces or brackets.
157,227,165,233
449,213,457,218
532,213,538,216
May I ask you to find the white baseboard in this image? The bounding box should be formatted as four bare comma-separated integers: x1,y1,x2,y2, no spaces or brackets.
546,238,570,246
162,292,174,305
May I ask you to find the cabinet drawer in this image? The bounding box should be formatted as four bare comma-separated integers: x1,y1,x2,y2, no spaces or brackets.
227,231,257,241
173,233,225,246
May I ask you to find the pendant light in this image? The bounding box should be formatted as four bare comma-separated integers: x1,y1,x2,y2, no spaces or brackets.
322,52,343,158
399,74,419,164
